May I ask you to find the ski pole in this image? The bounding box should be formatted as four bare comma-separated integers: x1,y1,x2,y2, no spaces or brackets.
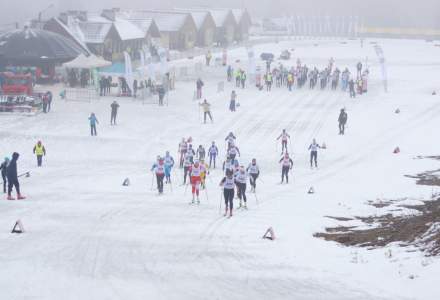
204,186,209,202
254,191,259,206
184,183,189,195
150,172,155,191
219,190,223,215
18,172,30,178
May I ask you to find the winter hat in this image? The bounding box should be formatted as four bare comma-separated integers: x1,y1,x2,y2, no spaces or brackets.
4,157,9,162
12,152,19,160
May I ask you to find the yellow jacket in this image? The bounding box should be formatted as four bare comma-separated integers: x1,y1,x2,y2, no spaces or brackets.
33,144,46,156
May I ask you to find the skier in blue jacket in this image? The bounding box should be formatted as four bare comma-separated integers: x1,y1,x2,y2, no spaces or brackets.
164,151,175,184
89,113,99,136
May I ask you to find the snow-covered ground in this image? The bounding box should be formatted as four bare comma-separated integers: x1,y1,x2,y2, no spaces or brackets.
1,38,440,300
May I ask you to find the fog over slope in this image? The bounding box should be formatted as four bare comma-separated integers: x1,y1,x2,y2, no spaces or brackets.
1,0,439,28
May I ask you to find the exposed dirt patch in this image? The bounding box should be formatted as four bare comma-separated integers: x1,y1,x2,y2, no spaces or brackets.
405,169,440,186
314,198,440,256
415,155,440,161
315,158,440,256
366,199,396,208
325,216,353,221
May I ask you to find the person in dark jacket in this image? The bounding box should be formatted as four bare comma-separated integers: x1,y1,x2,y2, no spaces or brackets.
348,79,356,98
158,85,166,106
133,79,138,98
46,91,53,112
6,152,25,200
196,78,204,99
338,108,348,135
0,157,9,193
110,101,119,125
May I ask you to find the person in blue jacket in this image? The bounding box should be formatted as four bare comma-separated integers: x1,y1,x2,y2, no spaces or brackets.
164,151,175,184
89,113,99,136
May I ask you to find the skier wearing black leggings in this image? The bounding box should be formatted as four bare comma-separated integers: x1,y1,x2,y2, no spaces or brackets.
235,166,248,209
220,169,235,217
246,158,260,192
308,139,321,168
279,153,293,184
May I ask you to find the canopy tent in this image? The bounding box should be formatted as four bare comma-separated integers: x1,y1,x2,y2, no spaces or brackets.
62,53,111,69
0,27,83,65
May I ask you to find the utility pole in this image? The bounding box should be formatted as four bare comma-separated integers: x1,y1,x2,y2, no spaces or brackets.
37,3,54,28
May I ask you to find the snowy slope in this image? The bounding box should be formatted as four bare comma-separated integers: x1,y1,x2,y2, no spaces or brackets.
0,38,440,300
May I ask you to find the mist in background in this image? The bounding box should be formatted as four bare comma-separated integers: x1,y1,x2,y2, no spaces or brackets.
2,0,440,28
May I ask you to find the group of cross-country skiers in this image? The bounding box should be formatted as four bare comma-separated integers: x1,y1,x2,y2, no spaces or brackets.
150,130,326,218
252,58,369,99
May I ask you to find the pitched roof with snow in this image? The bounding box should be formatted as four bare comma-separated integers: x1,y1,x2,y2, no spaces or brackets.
186,11,210,30
123,11,188,32
78,22,112,44
49,18,90,54
112,18,145,40
174,8,234,28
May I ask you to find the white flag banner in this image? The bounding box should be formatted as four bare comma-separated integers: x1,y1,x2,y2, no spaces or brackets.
158,47,169,76
247,47,256,77
124,51,134,92
374,45,388,92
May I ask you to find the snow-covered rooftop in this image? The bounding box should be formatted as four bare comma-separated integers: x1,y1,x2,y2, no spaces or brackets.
124,11,188,32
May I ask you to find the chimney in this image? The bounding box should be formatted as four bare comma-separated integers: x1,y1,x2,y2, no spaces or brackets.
102,9,116,22
59,13,68,25
78,11,88,22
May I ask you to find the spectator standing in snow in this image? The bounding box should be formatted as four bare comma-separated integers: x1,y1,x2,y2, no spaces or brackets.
196,78,204,99
229,90,237,112
356,62,362,78
205,50,212,66
42,93,49,113
227,66,233,82
348,79,356,98
89,113,99,136
46,91,53,112
158,85,166,106
338,109,348,135
133,79,138,98
6,152,25,200
0,157,9,193
33,140,46,167
110,101,119,125
240,71,247,89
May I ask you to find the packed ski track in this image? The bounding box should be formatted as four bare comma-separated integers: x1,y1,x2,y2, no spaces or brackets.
1,38,440,299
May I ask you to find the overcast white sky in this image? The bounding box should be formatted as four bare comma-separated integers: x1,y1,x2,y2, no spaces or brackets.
1,0,440,28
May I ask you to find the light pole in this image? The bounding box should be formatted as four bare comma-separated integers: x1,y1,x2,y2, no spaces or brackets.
38,3,54,27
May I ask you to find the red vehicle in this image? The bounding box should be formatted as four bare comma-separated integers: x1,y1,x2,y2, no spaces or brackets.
0,72,33,96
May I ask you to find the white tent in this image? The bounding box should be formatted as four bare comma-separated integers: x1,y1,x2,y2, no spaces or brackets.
62,54,112,69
